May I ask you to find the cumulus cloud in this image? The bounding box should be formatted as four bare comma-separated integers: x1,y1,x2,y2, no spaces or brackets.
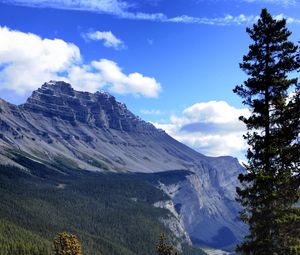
153,101,250,159
92,59,161,97
0,26,161,98
3,0,300,26
0,26,80,94
82,31,125,50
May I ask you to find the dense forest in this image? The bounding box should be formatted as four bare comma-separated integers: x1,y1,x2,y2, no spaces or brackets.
0,152,205,255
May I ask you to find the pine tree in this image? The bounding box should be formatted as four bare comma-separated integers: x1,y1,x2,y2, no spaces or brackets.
156,233,179,255
233,8,300,255
53,232,82,255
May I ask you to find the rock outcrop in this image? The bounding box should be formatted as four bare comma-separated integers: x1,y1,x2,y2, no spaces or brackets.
23,81,157,133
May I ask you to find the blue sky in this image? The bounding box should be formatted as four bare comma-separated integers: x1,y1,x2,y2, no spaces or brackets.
0,0,299,160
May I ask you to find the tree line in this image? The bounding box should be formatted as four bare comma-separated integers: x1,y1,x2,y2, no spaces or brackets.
54,231,179,255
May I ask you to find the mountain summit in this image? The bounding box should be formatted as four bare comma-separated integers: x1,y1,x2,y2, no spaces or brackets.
24,81,158,133
0,81,245,249
1,80,201,171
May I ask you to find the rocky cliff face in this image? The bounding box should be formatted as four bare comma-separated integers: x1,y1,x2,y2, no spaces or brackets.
0,81,246,250
23,81,157,133
158,160,245,250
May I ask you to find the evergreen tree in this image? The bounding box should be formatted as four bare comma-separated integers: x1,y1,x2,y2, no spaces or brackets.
53,232,82,255
156,233,179,255
233,8,300,255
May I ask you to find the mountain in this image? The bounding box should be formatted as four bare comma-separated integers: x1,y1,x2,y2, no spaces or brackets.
0,81,246,252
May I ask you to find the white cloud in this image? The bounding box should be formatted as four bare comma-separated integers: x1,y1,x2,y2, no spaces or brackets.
92,59,161,97
140,109,164,115
152,101,250,159
197,0,297,6
67,64,104,92
83,31,125,50
167,14,259,26
3,0,300,26
0,26,81,94
5,0,130,14
274,14,300,24
0,26,161,98
167,13,300,25
243,0,296,6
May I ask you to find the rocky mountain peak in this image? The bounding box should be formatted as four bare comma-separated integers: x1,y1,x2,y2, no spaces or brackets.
21,81,157,133
41,80,74,96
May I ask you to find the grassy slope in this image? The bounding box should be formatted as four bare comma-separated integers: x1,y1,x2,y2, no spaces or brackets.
0,154,206,255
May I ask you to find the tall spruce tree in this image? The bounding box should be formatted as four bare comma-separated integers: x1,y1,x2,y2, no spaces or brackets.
234,8,300,255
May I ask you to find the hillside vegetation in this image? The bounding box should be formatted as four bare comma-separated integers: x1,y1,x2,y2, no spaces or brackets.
0,153,205,255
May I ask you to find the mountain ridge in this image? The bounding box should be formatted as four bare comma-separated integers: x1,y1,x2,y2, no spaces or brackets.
0,81,246,250
0,80,208,172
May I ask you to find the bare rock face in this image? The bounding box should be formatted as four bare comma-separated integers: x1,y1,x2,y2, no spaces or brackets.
23,81,157,133
158,159,245,250
0,81,246,250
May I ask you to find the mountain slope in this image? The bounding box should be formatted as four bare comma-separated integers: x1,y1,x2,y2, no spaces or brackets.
0,159,206,255
0,81,246,250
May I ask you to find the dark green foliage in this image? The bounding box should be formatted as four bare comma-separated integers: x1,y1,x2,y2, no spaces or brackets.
0,218,52,255
0,155,205,255
234,8,300,255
